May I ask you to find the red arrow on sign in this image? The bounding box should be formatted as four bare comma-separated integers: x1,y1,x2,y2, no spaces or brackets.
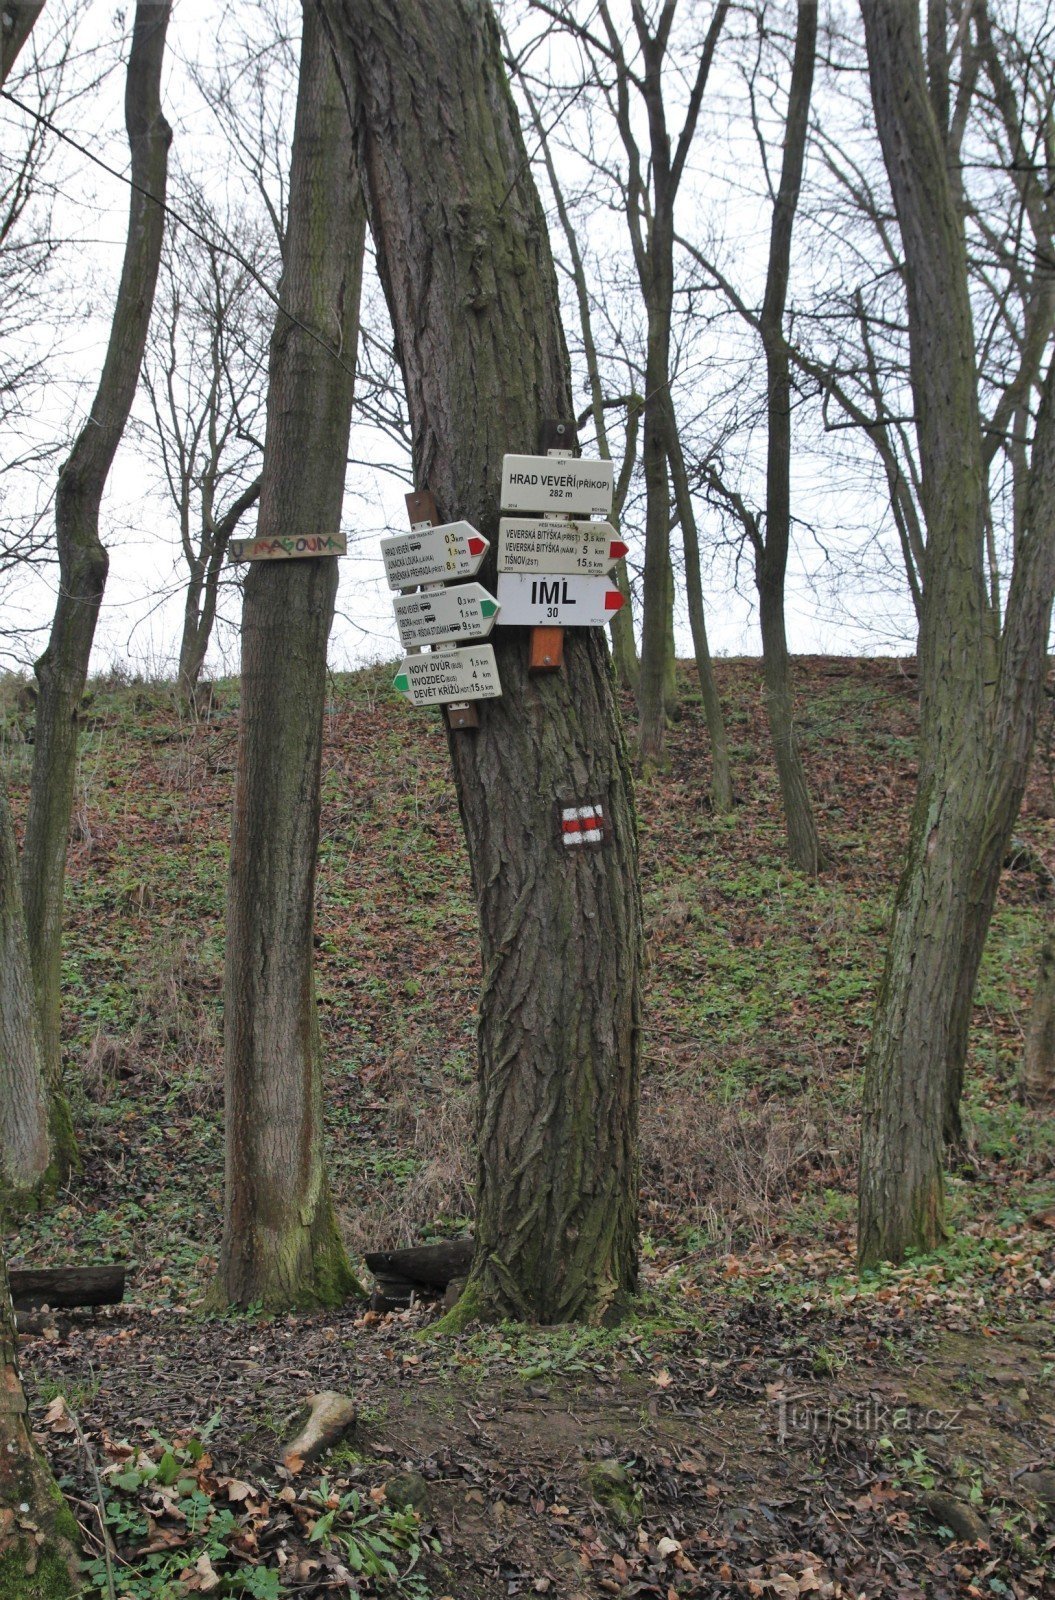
604,589,625,612
468,536,487,556
609,540,629,561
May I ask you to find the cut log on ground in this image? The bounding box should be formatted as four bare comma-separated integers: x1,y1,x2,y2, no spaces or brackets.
282,1391,357,1472
363,1239,473,1292
9,1264,126,1309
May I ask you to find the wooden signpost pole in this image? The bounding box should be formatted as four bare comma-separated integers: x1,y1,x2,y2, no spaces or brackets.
405,489,481,730
529,418,577,672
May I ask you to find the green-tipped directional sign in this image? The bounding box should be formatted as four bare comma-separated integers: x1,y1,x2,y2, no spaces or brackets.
394,644,502,707
393,582,500,649
381,522,489,589
497,518,628,575
500,454,613,516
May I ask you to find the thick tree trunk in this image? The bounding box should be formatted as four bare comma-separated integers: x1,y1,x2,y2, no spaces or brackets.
321,0,643,1326
0,1250,80,1597
214,2,365,1311
20,4,171,1136
0,2,45,87
1023,931,1055,1107
857,0,1055,1264
0,776,52,1205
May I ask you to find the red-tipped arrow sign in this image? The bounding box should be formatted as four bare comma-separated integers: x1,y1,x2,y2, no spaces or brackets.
495,573,625,627
381,521,489,589
497,518,628,576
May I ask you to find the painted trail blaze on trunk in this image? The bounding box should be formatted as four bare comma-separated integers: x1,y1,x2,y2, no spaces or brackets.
321,0,644,1324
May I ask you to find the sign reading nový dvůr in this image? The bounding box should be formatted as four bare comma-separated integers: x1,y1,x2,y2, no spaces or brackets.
497,518,627,575
499,454,614,517
393,644,502,707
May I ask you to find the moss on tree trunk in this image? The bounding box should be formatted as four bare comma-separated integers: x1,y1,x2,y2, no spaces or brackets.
214,2,366,1311
321,0,644,1325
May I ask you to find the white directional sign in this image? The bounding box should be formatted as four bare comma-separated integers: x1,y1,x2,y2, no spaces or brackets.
500,454,614,517
393,645,502,707
495,572,625,628
393,583,500,649
381,522,489,589
498,518,628,576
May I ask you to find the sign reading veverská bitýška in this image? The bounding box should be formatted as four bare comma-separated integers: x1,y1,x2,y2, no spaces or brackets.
498,518,627,576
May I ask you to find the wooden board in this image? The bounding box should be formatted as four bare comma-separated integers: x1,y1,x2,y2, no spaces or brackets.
229,532,346,561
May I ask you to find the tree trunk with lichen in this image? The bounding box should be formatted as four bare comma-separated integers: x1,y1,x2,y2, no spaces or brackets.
0,1249,80,1597
857,0,1055,1265
0,776,53,1210
213,1,365,1311
19,3,171,1168
320,0,643,1326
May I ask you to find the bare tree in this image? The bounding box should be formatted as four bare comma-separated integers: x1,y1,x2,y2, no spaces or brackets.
856,0,1055,1265
18,2,171,1171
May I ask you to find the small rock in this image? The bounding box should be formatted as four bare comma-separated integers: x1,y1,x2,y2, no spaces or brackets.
1017,1471,1055,1512
920,1490,987,1542
281,1391,357,1470
384,1471,429,1512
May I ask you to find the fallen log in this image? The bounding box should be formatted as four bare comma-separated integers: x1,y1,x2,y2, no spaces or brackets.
8,1264,126,1310
363,1239,473,1292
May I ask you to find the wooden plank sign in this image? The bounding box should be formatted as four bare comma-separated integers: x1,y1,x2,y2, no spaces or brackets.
393,582,500,648
381,521,488,589
230,532,346,561
495,572,624,627
393,644,502,707
499,454,614,516
498,517,627,575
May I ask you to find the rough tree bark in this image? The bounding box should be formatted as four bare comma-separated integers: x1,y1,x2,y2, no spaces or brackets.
857,0,1055,1265
0,775,52,1206
19,3,171,1153
320,0,644,1325
1023,931,1055,1107
214,1,365,1310
0,1248,80,1598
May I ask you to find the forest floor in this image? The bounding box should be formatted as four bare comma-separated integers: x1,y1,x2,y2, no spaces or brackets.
2,656,1054,1600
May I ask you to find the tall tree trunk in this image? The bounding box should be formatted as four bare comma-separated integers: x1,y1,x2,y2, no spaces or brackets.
0,776,52,1206
20,4,171,1146
214,2,365,1311
321,0,644,1326
667,427,733,811
637,313,675,768
0,1248,80,1598
1023,930,1055,1107
857,0,1055,1264
0,2,45,87
757,0,823,875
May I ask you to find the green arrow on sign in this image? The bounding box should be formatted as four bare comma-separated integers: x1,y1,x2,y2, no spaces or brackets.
480,599,499,618
393,673,410,694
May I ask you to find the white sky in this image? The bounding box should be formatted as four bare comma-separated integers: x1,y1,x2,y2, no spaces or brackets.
0,0,922,683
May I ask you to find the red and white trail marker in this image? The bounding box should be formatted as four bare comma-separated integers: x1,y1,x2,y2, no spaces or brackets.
560,803,606,847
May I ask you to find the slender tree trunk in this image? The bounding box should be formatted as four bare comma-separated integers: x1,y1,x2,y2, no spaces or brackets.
0,776,52,1205
857,0,1055,1264
321,0,644,1326
667,427,733,810
176,476,261,703
214,2,365,1311
637,313,675,767
0,1249,80,1597
20,4,171,1143
1024,930,1055,1107
757,0,823,875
